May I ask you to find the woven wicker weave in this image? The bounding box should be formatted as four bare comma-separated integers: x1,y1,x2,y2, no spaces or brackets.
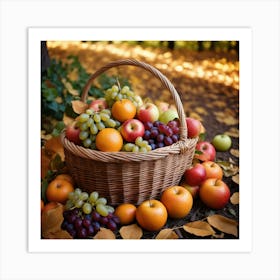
61,59,198,205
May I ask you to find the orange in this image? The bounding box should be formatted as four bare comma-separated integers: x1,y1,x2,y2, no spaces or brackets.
46,178,74,204
95,128,123,152
114,203,137,225
160,186,193,219
111,99,136,122
136,199,168,231
56,174,75,185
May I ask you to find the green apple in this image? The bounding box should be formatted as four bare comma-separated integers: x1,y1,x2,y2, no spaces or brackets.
212,134,232,152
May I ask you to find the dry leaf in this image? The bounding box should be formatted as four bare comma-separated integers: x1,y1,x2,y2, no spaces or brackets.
232,174,239,184
63,113,75,126
71,100,88,114
183,221,215,237
207,215,238,237
225,127,239,138
41,203,64,238
230,192,239,204
155,228,179,239
44,229,73,239
119,224,143,239
216,161,239,177
44,136,65,161
93,228,116,239
230,149,239,158
62,78,80,95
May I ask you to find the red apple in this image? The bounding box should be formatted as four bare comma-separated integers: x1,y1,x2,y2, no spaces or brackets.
202,161,223,180
199,178,230,209
137,102,159,123
120,119,145,142
65,121,81,145
89,99,108,112
183,184,200,199
184,163,206,186
195,141,216,161
186,117,202,138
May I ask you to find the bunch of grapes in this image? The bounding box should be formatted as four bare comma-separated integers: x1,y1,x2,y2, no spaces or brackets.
143,120,180,150
105,84,143,108
122,136,152,152
62,188,120,238
76,108,121,149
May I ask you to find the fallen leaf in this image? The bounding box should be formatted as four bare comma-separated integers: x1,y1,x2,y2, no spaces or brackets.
155,228,179,239
62,78,80,96
230,192,239,204
216,161,239,177
45,136,65,161
41,203,64,238
63,113,75,126
230,148,239,158
207,215,238,237
119,224,143,239
183,220,215,237
232,174,239,184
71,100,88,114
93,228,116,239
44,229,73,239
225,127,239,138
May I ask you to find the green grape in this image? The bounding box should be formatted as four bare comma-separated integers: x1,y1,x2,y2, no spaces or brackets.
90,123,98,135
72,193,80,202
139,140,149,148
86,109,94,115
135,137,143,147
111,85,119,92
146,145,152,152
79,131,89,141
68,192,75,200
87,118,94,127
123,143,135,152
105,119,116,128
101,109,111,116
89,191,99,204
80,192,89,201
116,93,123,100
93,114,101,123
96,203,109,217
121,86,129,94
96,197,107,205
111,91,118,99
79,113,90,122
96,121,105,130
74,199,84,208
139,147,148,153
79,122,88,131
90,134,96,141
83,138,92,148
65,200,74,210
106,205,115,213
115,120,121,128
74,188,82,195
82,202,92,214
90,143,96,150
132,145,139,152
100,113,110,122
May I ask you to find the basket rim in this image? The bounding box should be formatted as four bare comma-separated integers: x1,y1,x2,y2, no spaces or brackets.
61,131,198,163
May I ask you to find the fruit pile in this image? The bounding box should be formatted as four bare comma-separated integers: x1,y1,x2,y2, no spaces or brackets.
65,84,188,153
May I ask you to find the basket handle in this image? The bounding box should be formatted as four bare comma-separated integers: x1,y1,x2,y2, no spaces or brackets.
81,59,188,140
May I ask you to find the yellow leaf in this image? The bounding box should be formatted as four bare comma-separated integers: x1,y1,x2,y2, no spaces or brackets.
225,127,239,138
44,136,65,161
230,192,239,204
207,215,238,237
41,203,64,238
93,228,116,239
230,149,239,158
71,100,88,114
63,113,75,126
119,224,143,239
44,229,73,239
232,174,239,185
155,228,179,239
183,221,215,237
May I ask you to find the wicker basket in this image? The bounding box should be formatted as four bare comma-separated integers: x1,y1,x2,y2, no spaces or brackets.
61,59,198,206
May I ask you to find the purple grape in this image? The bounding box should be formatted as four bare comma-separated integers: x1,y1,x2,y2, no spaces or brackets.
72,208,79,216
111,215,120,224
153,121,161,127
74,218,83,230
63,210,71,219
66,214,76,224
84,214,92,221
157,142,165,148
144,121,153,130
82,219,91,228
171,134,179,143
92,221,101,232
156,133,164,143
165,127,173,137
77,227,87,239
150,143,157,150
68,228,77,238
61,220,68,230
66,223,74,232
100,216,109,225
164,136,173,146
143,130,151,140
91,211,101,222
148,139,155,144
107,220,117,231
87,225,95,236
150,128,159,138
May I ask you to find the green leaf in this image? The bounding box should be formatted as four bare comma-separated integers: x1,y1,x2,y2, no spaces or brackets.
52,121,65,137
43,87,58,101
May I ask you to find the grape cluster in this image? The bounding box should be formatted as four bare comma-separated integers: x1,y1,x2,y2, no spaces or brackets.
122,136,152,152
62,188,120,238
143,120,180,150
76,108,121,149
105,84,143,108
